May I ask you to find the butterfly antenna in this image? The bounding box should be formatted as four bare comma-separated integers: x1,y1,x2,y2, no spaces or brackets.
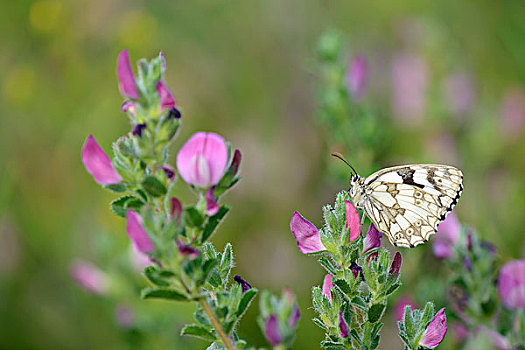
331,152,358,176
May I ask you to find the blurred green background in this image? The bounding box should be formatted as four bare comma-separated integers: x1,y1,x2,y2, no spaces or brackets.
1,0,524,349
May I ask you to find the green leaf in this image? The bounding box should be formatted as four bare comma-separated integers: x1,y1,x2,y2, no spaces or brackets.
141,287,188,301
219,243,233,281
104,183,127,193
350,296,368,310
110,195,144,218
318,257,338,275
334,278,352,295
181,324,217,341
185,207,205,228
201,206,230,243
143,266,171,287
368,303,386,324
141,175,167,197
200,259,219,285
236,288,258,317
385,281,401,296
312,317,329,331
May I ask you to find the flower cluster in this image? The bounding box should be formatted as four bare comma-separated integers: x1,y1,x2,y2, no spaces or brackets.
77,50,299,350
289,192,446,349
430,213,525,349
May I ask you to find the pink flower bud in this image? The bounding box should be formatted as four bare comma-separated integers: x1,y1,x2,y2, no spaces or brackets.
116,49,139,99
82,135,122,185
230,149,242,177
233,275,252,293
389,252,402,278
419,308,447,349
125,210,154,254
363,223,382,254
338,310,349,338
157,81,176,110
176,240,199,259
170,197,182,222
290,211,326,254
121,101,136,115
264,315,283,347
205,188,219,216
70,260,109,295
498,259,525,310
346,55,369,101
176,132,229,188
322,274,333,302
345,201,360,242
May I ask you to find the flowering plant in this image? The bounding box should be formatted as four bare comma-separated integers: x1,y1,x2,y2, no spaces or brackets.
79,50,298,350
290,192,447,349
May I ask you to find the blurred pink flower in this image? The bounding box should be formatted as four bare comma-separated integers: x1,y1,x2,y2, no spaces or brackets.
264,315,283,347
82,135,122,185
126,210,154,254
176,132,229,189
115,305,135,329
121,100,136,115
117,49,139,99
157,81,176,110
444,72,476,117
322,274,333,302
498,259,525,309
346,55,369,101
432,213,461,259
345,201,361,242
475,326,512,350
70,260,109,295
290,211,326,254
453,323,469,343
500,87,525,141
394,296,415,321
391,53,428,125
419,308,447,349
176,240,199,260
363,223,382,254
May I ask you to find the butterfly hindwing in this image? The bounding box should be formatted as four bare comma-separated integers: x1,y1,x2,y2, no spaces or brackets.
362,165,463,248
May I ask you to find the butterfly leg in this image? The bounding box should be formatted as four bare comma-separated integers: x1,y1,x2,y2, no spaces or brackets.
361,213,366,225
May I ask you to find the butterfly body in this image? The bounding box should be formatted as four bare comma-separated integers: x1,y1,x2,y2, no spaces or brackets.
348,164,464,248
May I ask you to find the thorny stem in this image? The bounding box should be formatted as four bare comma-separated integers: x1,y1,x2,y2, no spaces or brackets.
199,298,235,350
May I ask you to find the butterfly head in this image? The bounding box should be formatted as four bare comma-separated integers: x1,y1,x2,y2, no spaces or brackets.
349,175,366,209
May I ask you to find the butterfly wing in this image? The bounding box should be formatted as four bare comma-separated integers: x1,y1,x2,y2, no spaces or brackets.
362,165,463,247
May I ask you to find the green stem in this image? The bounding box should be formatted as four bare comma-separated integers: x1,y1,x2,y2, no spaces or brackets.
198,298,235,350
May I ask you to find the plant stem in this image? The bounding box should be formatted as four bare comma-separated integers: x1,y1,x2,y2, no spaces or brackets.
198,298,235,350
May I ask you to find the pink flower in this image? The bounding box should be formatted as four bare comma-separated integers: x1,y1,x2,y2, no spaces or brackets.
432,213,461,259
157,81,176,110
176,132,229,188
126,210,154,254
419,308,447,349
363,223,382,254
346,55,369,101
345,201,360,242
82,135,122,185
170,197,182,222
391,53,427,125
322,274,333,302
129,244,151,271
116,49,139,99
389,252,402,278
114,305,135,329
121,101,136,115
290,211,326,254
443,72,476,117
498,259,525,309
70,260,109,295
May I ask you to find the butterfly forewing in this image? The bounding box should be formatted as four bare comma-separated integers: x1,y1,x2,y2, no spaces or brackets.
362,165,463,248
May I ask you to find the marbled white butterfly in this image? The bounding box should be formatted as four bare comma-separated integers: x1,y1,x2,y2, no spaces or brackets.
332,153,464,248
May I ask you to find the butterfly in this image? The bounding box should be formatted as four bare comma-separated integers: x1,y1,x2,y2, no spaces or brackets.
332,153,463,248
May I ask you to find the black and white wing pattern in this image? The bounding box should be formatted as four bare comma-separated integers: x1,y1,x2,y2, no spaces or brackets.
362,165,463,247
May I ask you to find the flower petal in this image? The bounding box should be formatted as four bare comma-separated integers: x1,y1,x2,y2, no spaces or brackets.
322,274,333,301
117,49,139,99
205,188,219,216
157,81,176,110
363,223,382,254
176,132,228,188
82,135,122,185
264,315,283,346
347,55,368,101
419,308,447,349
345,201,361,242
170,197,182,222
233,275,252,293
498,259,525,309
126,210,154,254
338,310,349,338
290,211,326,254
